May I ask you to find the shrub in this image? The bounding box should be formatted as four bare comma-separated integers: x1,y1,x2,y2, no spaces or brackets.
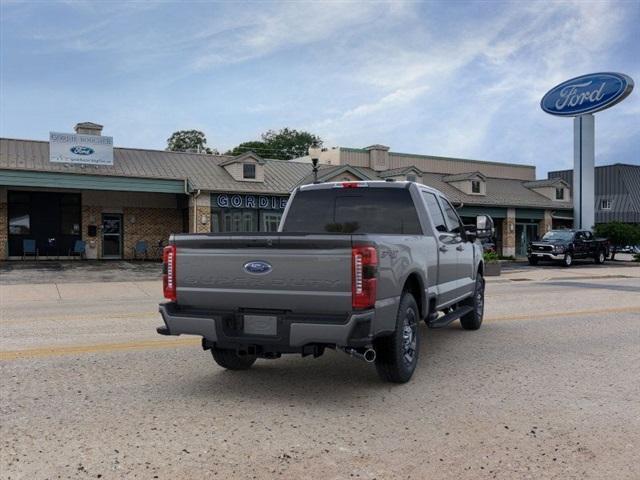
483,251,500,263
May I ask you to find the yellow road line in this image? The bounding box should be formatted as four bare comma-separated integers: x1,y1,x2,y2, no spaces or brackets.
0,338,199,361
2,306,639,361
485,305,640,322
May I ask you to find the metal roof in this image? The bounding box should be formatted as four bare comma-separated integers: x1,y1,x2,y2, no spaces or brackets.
442,171,486,182
523,178,567,188
295,164,573,210
549,164,640,222
0,137,311,195
0,137,574,210
377,166,423,178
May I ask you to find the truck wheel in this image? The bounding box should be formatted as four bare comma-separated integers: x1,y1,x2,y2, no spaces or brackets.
562,253,573,267
595,251,606,264
460,273,485,330
373,292,420,384
528,256,539,266
211,347,256,370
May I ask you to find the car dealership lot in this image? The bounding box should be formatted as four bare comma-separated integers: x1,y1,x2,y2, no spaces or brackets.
1,263,639,479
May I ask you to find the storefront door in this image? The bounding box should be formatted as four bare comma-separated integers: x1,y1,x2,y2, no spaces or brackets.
102,214,123,259
516,223,538,257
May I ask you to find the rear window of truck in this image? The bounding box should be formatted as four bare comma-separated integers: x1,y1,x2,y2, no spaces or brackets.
282,188,422,234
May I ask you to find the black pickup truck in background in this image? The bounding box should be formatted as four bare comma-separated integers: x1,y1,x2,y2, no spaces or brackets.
527,230,609,267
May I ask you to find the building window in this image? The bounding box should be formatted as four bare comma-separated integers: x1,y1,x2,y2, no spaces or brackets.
7,191,81,257
9,192,30,234
243,163,256,179
406,174,417,182
555,188,564,200
600,199,612,210
471,180,481,194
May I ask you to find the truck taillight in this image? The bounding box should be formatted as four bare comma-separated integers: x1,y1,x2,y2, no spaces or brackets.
163,245,177,301
352,245,377,309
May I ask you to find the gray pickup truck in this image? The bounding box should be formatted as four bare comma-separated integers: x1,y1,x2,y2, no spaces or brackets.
157,181,493,383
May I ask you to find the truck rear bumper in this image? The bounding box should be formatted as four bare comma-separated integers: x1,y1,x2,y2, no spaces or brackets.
157,302,377,349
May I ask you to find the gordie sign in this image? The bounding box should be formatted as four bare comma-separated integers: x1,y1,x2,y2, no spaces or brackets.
214,194,288,210
541,72,634,116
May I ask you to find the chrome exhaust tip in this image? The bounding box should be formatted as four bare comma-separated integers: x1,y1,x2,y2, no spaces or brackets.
340,347,376,363
363,348,376,363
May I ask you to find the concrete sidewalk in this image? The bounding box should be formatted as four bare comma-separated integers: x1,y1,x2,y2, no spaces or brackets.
0,260,161,285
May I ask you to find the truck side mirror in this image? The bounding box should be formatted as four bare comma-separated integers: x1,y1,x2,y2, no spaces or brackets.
475,215,494,239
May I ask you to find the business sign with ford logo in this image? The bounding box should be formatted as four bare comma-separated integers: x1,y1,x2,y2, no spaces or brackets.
49,132,114,165
70,146,95,155
541,72,634,116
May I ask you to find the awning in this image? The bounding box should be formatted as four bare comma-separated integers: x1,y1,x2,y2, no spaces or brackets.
0,169,186,194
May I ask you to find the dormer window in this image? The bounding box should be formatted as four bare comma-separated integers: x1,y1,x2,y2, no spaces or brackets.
407,174,417,182
220,152,265,182
243,163,256,179
443,172,486,196
555,187,564,200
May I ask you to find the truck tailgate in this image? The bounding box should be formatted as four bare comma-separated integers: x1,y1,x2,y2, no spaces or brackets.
173,234,352,314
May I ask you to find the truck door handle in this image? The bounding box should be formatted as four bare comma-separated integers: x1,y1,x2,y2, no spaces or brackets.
456,245,464,251
439,245,448,252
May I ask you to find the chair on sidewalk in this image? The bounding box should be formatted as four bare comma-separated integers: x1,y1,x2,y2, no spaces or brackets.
133,240,149,260
22,239,38,261
154,239,166,259
68,240,86,260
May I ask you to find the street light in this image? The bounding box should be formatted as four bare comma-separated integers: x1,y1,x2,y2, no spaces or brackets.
308,143,322,183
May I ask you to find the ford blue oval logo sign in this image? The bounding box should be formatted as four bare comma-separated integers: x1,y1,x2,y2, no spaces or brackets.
243,260,272,275
541,72,634,116
70,146,95,155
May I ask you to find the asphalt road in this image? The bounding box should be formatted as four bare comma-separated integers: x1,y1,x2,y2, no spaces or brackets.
1,265,639,479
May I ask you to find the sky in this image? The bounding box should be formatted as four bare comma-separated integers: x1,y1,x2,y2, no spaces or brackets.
1,0,638,177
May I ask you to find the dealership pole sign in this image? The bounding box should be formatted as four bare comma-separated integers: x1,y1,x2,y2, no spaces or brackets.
541,72,634,229
49,132,114,166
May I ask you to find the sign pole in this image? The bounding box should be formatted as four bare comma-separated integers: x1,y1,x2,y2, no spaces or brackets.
572,114,595,229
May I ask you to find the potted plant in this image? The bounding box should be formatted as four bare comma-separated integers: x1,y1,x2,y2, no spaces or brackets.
483,251,501,276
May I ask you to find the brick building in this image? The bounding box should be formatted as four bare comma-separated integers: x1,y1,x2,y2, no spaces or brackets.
1,123,574,260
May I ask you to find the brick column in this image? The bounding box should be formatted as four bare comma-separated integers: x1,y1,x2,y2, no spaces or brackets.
501,207,516,257
539,210,552,238
81,205,103,259
188,193,211,233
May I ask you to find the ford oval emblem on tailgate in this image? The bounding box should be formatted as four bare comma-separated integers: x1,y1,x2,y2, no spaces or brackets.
244,260,272,275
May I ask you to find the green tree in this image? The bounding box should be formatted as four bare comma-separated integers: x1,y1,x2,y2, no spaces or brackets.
167,130,217,154
594,222,640,260
225,141,269,157
226,128,322,160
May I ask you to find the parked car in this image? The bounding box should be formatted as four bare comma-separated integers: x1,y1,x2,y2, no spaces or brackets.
527,230,609,267
618,245,640,254
157,181,494,383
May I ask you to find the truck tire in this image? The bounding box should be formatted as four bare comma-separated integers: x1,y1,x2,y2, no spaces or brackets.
460,273,485,330
211,347,256,370
562,253,573,267
373,292,420,384
594,250,606,264
528,256,539,266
